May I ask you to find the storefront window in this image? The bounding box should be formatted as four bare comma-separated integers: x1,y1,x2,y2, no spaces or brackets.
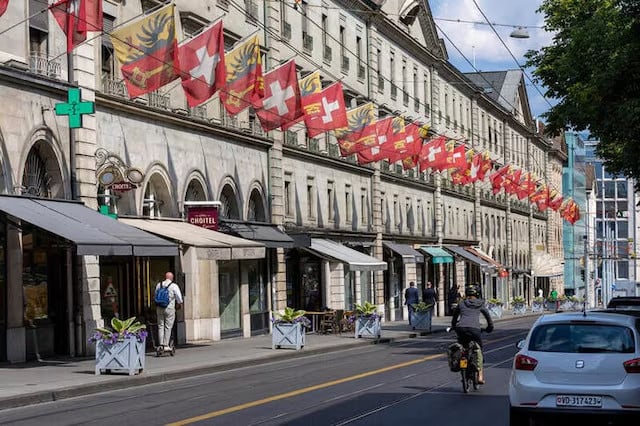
248,260,267,313
360,270,372,304
22,247,49,323
219,261,241,333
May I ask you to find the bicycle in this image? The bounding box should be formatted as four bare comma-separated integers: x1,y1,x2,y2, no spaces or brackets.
446,327,484,393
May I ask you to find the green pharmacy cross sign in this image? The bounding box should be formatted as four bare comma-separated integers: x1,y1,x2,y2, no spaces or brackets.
55,88,95,129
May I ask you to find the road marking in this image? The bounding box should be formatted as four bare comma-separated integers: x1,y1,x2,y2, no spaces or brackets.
168,332,525,426
167,353,442,425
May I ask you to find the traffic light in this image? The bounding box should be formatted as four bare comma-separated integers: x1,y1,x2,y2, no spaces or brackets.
580,269,585,281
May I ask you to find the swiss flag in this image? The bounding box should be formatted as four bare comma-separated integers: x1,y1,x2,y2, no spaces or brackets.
530,184,550,211
516,172,537,200
447,144,468,172
419,136,447,172
504,168,522,195
255,61,302,131
50,0,102,53
178,21,226,107
451,149,474,184
302,82,347,138
399,123,423,169
490,165,510,194
0,0,8,17
477,151,493,181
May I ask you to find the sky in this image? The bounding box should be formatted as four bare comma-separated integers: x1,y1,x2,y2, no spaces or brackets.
429,0,556,121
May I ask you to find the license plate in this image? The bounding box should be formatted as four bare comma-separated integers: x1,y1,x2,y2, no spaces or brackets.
556,395,602,408
459,359,468,369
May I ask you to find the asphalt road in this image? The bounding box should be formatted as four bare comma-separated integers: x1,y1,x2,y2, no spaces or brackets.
0,316,537,426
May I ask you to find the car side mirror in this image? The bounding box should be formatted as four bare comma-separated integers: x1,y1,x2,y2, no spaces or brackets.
516,339,526,350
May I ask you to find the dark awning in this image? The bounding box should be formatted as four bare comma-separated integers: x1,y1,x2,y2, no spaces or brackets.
0,196,178,256
445,245,490,268
383,242,424,263
307,239,387,272
220,222,295,249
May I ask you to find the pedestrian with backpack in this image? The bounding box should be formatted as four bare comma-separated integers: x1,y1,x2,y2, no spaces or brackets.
155,272,183,354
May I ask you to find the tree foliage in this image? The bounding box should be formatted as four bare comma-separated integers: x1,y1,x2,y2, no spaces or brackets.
525,0,640,184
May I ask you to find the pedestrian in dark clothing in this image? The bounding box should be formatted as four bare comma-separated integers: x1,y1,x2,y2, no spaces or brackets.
405,281,420,325
423,282,437,316
448,284,460,315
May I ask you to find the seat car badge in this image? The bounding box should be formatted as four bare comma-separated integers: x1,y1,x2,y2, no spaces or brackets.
575,360,584,368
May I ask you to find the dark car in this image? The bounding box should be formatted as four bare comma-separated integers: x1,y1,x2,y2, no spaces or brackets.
607,297,640,311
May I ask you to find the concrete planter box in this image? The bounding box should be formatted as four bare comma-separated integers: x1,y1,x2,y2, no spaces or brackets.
512,303,527,315
272,322,305,350
487,304,503,319
531,302,545,313
95,336,145,375
355,316,381,339
410,311,433,331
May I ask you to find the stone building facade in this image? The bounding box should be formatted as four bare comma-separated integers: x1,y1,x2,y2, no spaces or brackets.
0,0,565,362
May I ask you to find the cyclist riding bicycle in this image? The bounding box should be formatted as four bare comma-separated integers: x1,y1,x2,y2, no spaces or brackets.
450,283,494,384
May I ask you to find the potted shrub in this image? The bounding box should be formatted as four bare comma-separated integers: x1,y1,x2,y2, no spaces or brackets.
354,301,382,339
558,294,573,311
486,298,504,319
90,317,147,376
531,296,545,312
511,296,527,314
410,302,433,331
272,307,310,350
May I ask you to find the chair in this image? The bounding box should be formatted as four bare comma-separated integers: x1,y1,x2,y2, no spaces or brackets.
341,310,355,333
319,311,336,334
333,309,345,334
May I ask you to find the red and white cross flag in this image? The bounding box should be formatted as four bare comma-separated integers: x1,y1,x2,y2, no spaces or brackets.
254,60,302,131
50,0,102,53
302,82,348,138
178,21,226,107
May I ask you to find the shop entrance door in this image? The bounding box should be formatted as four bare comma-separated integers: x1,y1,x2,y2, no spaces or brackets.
219,261,241,336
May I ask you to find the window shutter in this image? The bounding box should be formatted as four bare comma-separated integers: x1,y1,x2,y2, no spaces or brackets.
29,0,49,33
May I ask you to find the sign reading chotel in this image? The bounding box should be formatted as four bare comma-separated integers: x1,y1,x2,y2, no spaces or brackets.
185,203,220,231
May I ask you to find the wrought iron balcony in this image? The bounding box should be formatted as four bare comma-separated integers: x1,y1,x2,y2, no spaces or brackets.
101,76,127,98
29,53,61,79
148,91,170,110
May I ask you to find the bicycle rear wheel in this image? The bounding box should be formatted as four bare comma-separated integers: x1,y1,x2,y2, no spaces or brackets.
461,370,469,393
472,369,479,390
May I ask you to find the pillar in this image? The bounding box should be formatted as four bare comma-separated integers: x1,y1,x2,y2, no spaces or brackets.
6,223,25,362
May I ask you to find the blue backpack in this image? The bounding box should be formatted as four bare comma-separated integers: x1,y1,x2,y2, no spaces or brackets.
154,283,171,308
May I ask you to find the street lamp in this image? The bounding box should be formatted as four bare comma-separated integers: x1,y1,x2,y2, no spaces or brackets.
510,27,530,39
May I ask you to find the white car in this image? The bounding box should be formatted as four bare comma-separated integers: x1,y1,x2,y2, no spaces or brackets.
509,312,640,425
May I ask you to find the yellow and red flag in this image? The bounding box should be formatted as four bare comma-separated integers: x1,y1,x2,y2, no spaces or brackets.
530,184,550,211
285,70,322,130
111,4,179,98
220,34,263,116
450,149,474,185
335,103,377,156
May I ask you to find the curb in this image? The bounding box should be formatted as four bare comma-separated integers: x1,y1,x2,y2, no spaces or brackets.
0,314,538,411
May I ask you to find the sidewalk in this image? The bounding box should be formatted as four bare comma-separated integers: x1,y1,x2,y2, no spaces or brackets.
0,310,539,410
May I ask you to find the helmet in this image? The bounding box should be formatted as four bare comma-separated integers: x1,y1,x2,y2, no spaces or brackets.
465,284,480,297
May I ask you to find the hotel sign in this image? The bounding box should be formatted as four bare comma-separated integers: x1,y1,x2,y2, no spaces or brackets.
186,205,219,231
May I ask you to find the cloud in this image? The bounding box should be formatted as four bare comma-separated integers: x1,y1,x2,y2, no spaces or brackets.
430,0,554,118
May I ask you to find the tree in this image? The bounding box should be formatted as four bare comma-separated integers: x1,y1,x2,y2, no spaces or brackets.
525,0,640,185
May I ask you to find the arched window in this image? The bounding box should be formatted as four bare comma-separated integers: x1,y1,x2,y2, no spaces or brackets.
185,179,206,202
143,173,173,218
220,184,240,220
247,188,266,222
21,142,64,199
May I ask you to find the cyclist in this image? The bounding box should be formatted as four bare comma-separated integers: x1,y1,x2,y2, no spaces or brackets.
450,283,494,384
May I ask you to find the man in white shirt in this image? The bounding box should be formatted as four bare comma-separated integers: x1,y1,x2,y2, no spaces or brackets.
155,272,183,351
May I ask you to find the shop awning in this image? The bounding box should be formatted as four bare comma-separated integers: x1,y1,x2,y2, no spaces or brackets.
445,245,490,268
532,251,564,277
465,246,504,270
0,196,178,256
308,238,387,271
119,218,265,260
419,246,454,264
383,242,424,263
220,222,295,249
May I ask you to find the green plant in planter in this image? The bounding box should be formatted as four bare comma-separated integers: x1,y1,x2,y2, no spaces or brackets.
411,302,434,313
89,317,147,345
533,296,545,303
487,298,504,306
355,301,381,320
273,307,311,327
511,296,526,305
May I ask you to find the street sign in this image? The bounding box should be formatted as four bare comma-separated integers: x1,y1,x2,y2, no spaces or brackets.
55,88,95,129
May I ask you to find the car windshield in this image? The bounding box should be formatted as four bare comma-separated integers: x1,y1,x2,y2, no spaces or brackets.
529,323,635,353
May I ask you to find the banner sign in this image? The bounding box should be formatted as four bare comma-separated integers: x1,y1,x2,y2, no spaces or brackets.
186,205,219,230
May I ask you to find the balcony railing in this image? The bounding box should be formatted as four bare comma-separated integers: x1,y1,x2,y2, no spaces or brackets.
101,76,127,98
189,105,207,120
148,91,170,110
308,138,319,152
29,53,61,79
285,130,298,146
328,143,340,157
217,0,229,9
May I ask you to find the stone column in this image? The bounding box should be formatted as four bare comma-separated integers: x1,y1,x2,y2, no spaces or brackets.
372,163,384,310
270,130,286,310
6,223,25,362
435,175,445,316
